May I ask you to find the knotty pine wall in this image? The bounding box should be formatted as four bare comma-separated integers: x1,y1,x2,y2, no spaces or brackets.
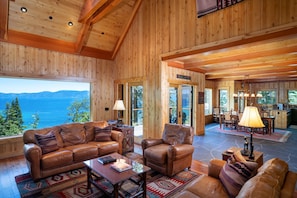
114,0,297,138
0,42,115,159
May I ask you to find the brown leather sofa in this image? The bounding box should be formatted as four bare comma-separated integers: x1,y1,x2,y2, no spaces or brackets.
175,158,297,198
23,121,123,181
141,123,194,176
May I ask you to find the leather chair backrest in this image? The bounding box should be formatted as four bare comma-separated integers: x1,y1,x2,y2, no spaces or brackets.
162,123,194,145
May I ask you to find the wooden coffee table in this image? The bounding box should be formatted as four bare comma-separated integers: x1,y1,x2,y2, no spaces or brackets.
84,152,151,198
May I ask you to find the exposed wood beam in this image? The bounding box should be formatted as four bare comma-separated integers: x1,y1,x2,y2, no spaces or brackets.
5,30,113,60
162,26,297,61
78,0,109,23
184,46,297,69
111,0,143,59
91,0,123,24
0,0,9,40
75,19,93,53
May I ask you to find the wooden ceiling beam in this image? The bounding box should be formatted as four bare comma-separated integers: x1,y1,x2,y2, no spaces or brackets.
0,0,9,40
78,0,109,23
111,0,143,59
91,0,123,24
75,19,93,53
184,46,297,69
162,26,297,61
5,30,113,60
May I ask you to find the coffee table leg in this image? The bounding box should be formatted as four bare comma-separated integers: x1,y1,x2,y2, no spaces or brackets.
86,167,91,189
143,172,147,198
114,184,119,198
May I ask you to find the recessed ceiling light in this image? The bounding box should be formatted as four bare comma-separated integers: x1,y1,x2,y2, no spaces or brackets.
68,21,73,26
20,7,27,13
289,64,297,67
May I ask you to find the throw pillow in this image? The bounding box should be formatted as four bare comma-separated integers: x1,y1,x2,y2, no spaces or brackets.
219,160,258,198
60,123,86,146
35,131,59,154
94,126,112,141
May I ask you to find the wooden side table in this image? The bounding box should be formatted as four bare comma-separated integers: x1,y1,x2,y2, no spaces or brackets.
222,146,263,168
113,125,134,154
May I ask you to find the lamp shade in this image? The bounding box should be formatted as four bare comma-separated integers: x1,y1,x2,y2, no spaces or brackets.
238,106,264,128
113,100,125,111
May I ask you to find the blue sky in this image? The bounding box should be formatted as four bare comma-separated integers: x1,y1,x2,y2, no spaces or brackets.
0,78,90,93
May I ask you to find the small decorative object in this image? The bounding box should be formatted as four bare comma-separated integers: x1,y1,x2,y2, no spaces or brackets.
241,136,249,156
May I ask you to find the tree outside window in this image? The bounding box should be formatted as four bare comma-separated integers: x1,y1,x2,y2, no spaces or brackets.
288,90,297,105
257,90,276,104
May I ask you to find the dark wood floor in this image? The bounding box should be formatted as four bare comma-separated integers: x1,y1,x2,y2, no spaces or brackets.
0,146,208,198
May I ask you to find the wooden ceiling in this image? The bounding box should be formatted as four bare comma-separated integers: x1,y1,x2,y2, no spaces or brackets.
0,0,297,82
162,26,297,82
0,0,142,60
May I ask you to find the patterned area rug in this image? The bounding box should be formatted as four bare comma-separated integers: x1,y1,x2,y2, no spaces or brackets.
16,168,199,198
207,125,292,142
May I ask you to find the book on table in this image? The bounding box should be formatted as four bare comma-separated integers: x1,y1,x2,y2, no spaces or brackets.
111,162,133,172
97,156,116,164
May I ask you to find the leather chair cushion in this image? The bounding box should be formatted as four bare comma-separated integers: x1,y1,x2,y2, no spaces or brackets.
143,144,169,164
162,124,194,145
41,149,73,170
65,144,98,162
84,121,108,142
60,123,86,146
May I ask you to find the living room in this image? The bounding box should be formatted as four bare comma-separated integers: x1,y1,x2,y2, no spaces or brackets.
0,0,297,197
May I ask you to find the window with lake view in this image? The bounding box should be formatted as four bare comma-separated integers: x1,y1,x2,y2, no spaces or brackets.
0,78,90,137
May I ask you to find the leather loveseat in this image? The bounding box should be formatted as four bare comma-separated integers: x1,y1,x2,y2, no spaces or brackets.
175,157,297,198
23,121,123,181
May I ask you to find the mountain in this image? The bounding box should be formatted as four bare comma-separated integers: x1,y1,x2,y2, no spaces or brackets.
0,90,89,99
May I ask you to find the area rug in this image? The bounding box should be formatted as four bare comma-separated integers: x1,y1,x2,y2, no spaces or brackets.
207,125,292,143
16,168,199,198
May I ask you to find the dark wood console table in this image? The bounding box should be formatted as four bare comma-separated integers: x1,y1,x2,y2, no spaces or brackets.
113,125,134,154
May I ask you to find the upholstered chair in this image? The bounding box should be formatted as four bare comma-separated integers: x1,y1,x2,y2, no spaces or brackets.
141,123,194,176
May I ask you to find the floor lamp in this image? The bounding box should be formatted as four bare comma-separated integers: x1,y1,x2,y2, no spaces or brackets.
113,100,125,126
238,106,264,160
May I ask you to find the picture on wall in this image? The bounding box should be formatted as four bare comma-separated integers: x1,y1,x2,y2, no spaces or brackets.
196,0,244,18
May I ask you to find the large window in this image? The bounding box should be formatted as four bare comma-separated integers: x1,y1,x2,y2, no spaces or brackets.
257,90,276,104
204,88,212,115
219,89,228,112
288,90,297,105
0,78,90,137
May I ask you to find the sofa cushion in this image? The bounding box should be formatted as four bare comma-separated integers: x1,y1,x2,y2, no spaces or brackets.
94,125,112,141
60,123,86,146
64,144,98,162
34,130,59,154
185,174,229,198
41,149,73,170
88,141,119,156
219,160,258,198
84,121,108,142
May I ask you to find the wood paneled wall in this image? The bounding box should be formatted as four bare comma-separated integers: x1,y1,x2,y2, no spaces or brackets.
114,0,297,138
0,42,115,159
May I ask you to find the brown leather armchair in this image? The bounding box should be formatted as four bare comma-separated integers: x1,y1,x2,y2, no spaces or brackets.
141,123,194,176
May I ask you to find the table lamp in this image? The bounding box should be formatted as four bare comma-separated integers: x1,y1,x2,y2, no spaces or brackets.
113,100,125,126
238,106,264,160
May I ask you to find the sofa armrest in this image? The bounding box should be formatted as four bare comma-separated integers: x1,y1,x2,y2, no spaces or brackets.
167,144,194,160
111,130,124,154
23,143,42,181
208,159,226,179
280,171,297,198
141,139,163,150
